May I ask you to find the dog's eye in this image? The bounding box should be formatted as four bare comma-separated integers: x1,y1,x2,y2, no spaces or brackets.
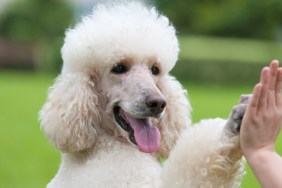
111,64,128,74
151,66,160,75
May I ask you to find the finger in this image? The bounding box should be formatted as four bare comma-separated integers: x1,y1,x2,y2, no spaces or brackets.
260,67,269,85
268,60,279,91
258,67,269,111
248,83,262,116
267,60,279,107
275,68,282,106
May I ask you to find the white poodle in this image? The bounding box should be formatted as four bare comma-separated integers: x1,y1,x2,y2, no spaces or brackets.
40,2,247,187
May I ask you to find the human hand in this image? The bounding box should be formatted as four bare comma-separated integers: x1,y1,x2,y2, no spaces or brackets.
240,60,282,159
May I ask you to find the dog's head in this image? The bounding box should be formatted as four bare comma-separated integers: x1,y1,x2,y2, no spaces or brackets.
96,55,167,153
40,2,191,156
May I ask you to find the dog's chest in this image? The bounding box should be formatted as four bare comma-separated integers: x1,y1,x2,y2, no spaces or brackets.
49,139,162,188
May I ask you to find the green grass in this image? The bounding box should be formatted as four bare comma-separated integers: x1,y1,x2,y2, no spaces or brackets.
0,71,60,188
1,71,281,187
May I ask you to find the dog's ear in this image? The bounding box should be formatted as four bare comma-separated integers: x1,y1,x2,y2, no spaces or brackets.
39,73,100,153
157,75,192,158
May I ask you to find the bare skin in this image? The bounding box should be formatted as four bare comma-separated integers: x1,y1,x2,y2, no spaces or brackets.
240,60,282,188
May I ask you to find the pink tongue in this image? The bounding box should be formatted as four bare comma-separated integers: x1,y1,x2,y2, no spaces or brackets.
125,113,160,153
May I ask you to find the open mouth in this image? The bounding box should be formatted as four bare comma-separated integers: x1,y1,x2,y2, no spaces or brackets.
113,106,161,153
113,106,136,144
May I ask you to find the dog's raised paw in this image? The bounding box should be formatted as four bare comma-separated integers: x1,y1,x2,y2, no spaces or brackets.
226,94,252,133
239,94,252,104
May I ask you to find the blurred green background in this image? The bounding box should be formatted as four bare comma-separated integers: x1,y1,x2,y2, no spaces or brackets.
0,0,282,187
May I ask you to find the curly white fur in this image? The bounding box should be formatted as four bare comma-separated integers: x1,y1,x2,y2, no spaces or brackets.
61,2,178,74
39,2,245,188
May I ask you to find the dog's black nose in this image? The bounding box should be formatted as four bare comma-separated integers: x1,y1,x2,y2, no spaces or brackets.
146,95,166,114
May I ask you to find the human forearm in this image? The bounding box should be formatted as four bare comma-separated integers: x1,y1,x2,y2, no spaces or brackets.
246,150,282,188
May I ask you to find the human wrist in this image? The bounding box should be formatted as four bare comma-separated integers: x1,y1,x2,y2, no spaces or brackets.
244,148,277,166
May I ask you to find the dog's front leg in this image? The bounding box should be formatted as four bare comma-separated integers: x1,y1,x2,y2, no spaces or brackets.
160,95,250,188
203,95,252,187
220,94,251,159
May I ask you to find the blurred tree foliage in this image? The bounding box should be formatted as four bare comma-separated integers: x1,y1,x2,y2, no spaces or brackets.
0,0,74,71
157,0,282,40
